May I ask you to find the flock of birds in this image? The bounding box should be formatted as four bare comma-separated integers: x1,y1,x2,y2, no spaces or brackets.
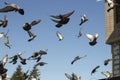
0,0,118,80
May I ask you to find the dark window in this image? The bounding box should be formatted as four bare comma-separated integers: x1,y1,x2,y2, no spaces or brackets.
116,0,120,23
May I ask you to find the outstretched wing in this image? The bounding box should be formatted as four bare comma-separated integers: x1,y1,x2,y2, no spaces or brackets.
50,15,61,19
50,18,60,23
0,33,4,38
62,10,75,18
86,33,94,42
101,71,111,78
0,6,15,12
30,19,41,26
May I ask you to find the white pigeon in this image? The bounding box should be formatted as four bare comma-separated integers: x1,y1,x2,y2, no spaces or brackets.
56,31,64,41
1,54,8,66
85,33,99,46
0,32,4,38
0,2,24,15
101,71,111,78
79,14,88,26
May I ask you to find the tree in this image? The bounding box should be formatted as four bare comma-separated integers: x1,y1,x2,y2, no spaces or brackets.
11,65,25,80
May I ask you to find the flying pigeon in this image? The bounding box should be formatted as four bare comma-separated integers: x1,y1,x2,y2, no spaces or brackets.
1,54,8,66
105,0,119,12
85,33,99,46
56,31,64,41
65,73,81,80
91,65,100,75
3,30,11,49
0,15,8,28
101,71,111,78
0,2,24,15
71,55,87,65
22,19,41,42
50,10,75,28
34,62,47,68
9,51,24,64
79,14,88,26
18,55,27,65
104,58,112,66
77,27,82,38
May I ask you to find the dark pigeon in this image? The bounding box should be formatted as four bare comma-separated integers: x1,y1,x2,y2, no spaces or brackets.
0,2,24,15
22,19,41,42
0,15,8,28
50,10,75,28
91,65,100,75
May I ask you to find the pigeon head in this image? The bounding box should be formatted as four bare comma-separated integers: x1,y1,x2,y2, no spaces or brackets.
18,8,24,15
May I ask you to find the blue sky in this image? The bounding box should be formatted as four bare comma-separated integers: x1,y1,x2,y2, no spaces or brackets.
0,0,112,80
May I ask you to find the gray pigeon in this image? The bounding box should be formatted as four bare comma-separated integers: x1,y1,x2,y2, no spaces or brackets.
71,55,87,65
77,27,82,38
3,30,11,49
101,71,111,78
34,62,47,68
0,2,24,15
22,19,41,42
65,73,81,80
51,10,75,28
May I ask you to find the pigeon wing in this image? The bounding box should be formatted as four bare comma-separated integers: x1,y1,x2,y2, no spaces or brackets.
65,73,72,80
0,33,4,38
2,54,8,66
50,15,61,19
30,19,41,26
86,34,94,42
50,18,60,23
0,6,15,12
62,10,75,18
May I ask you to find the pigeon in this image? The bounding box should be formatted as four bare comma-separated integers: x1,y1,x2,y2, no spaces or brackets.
56,31,64,41
22,19,41,42
9,51,24,64
18,55,27,65
101,71,111,78
71,55,87,65
85,33,99,46
65,73,81,80
0,55,8,75
105,0,119,12
0,2,24,15
0,15,8,28
79,14,88,26
91,65,100,75
3,30,11,49
34,62,47,68
104,58,112,66
77,27,82,38
39,49,48,55
50,10,75,28
1,54,8,66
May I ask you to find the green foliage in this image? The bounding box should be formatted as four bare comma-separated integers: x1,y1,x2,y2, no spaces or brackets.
11,65,25,80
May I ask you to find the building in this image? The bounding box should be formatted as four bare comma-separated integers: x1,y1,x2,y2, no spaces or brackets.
100,0,120,79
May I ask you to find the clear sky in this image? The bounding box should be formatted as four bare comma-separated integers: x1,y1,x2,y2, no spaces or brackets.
0,0,112,80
